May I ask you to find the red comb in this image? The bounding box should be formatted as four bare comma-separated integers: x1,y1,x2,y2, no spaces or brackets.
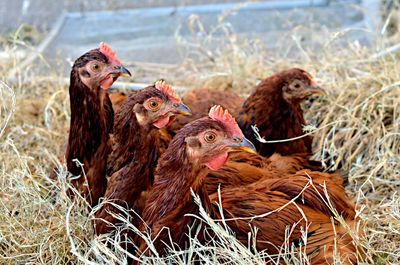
209,105,243,138
99,42,122,65
154,80,181,103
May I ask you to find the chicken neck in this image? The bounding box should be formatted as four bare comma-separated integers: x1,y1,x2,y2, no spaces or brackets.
142,141,216,255
66,70,113,205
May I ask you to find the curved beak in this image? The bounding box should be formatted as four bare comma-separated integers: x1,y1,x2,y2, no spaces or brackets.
306,86,325,95
112,65,132,77
229,137,257,154
307,80,325,95
173,103,192,116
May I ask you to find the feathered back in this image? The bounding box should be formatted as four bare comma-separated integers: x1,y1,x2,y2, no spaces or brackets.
168,88,244,134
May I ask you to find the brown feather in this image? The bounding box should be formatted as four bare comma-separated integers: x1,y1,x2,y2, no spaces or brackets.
140,118,220,256
94,86,163,235
237,69,314,156
65,49,114,206
169,69,319,157
139,117,361,264
205,151,326,194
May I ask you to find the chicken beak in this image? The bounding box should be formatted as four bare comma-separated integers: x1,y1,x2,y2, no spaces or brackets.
229,137,257,154
111,65,132,77
306,80,325,95
306,86,326,95
119,66,132,77
174,103,192,116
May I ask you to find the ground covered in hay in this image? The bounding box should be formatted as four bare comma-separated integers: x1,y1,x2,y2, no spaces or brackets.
0,27,399,264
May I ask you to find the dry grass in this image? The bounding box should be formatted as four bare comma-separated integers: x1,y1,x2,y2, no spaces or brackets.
1,11,400,265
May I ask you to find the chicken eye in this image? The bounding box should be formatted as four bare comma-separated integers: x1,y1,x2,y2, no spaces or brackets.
148,101,160,111
92,64,100,71
292,81,302,89
204,132,217,143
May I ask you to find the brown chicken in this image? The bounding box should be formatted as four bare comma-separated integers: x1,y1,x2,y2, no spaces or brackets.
174,69,328,193
114,70,325,195
171,68,324,157
64,43,131,206
94,81,191,235
140,106,360,264
116,69,321,159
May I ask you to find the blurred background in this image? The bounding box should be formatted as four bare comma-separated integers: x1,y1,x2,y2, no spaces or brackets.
0,0,398,84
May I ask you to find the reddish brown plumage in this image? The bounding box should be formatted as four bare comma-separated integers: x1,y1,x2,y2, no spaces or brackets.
64,45,129,206
94,86,163,235
237,68,322,157
164,69,329,195
140,117,221,256
168,88,244,133
140,109,361,264
209,181,360,264
205,151,328,194
94,84,190,235
170,68,323,157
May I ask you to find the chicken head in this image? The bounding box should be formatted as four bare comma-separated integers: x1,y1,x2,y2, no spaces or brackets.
182,105,256,170
73,42,131,91
134,80,192,129
281,68,325,103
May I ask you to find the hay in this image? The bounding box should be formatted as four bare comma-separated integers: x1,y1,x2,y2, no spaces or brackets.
0,16,399,264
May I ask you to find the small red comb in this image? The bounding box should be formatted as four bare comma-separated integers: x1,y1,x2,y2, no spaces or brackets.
209,105,243,138
99,42,122,65
154,80,181,103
